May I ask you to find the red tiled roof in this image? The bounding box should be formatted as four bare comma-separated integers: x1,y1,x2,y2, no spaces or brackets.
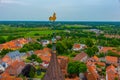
117,52,120,55
65,77,79,80
0,38,29,50
100,47,115,53
34,48,52,62
86,59,99,80
87,66,99,80
34,50,44,55
92,56,99,62
43,48,52,52
2,55,11,65
1,72,10,77
73,44,80,49
39,55,51,62
86,72,97,80
0,76,23,80
5,60,25,76
58,56,69,74
105,56,118,63
86,60,95,67
96,62,105,66
73,52,87,61
106,65,118,80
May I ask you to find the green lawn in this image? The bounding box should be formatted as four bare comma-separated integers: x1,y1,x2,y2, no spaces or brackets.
25,30,62,37
2,36,8,39
0,26,63,38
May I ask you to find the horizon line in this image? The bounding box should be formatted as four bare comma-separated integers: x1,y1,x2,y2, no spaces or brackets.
0,20,120,22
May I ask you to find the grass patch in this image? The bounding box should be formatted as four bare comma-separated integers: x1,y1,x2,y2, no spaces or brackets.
34,72,45,79
24,59,31,63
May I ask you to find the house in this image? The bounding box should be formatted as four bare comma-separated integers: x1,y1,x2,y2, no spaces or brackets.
58,56,69,75
86,59,99,80
0,38,29,51
0,60,25,79
0,62,8,69
73,52,88,62
99,47,120,55
96,62,106,67
92,56,99,62
99,47,115,53
86,66,99,80
117,64,120,79
90,29,103,34
73,44,86,51
35,48,69,74
106,65,118,80
34,48,51,62
56,36,61,40
2,51,26,65
41,61,49,68
4,60,25,76
41,40,50,47
105,56,118,65
0,76,23,80
0,65,5,74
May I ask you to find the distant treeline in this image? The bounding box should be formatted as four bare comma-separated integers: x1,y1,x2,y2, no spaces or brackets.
0,21,120,27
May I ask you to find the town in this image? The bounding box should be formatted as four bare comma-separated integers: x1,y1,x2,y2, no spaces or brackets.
0,22,120,80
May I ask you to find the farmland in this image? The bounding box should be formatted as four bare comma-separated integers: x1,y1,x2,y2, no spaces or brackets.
0,26,63,38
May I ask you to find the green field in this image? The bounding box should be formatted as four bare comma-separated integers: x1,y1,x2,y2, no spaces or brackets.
0,26,63,38
25,30,62,37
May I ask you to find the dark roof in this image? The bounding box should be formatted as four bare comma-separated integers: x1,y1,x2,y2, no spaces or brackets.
7,51,25,59
43,51,64,80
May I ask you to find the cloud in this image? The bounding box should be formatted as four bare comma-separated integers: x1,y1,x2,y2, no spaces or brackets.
0,0,28,5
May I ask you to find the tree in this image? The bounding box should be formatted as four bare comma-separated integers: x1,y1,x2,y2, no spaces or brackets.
0,37,6,44
67,61,79,75
111,39,120,47
34,33,40,36
107,50,120,57
56,42,65,54
63,39,73,49
47,44,52,48
0,49,12,57
96,53,105,58
31,54,37,60
85,38,94,47
86,47,95,57
29,67,35,78
19,47,28,53
27,54,42,63
20,42,43,52
92,46,99,53
114,77,118,80
67,61,87,76
7,35,16,41
79,62,87,73
36,57,42,63
56,39,73,55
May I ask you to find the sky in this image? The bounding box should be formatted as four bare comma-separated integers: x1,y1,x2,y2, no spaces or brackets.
0,0,120,21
